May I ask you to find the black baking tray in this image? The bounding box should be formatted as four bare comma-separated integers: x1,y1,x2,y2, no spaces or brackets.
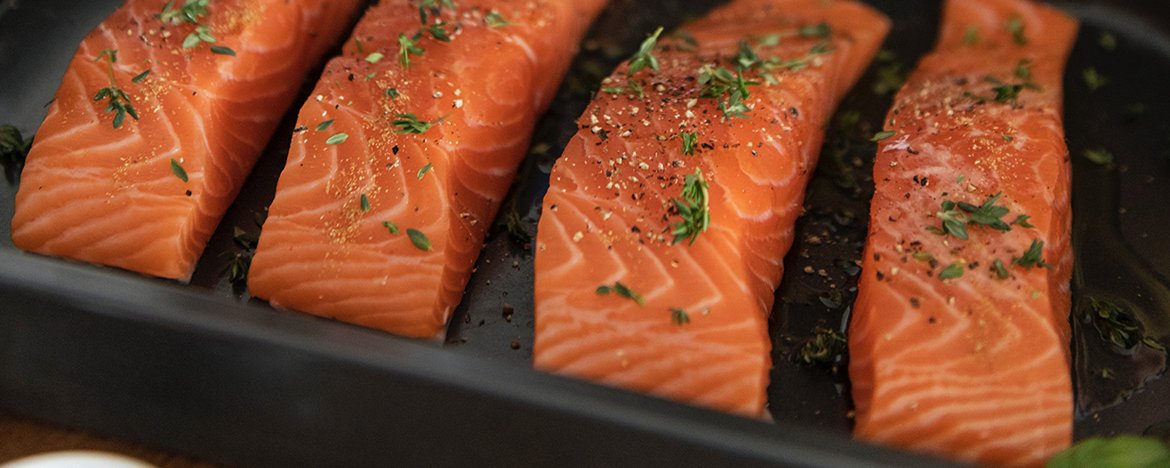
2,0,1169,466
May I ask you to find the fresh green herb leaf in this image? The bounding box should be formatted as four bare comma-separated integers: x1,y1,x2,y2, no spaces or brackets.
407,228,432,251
417,0,455,25
222,223,261,286
382,221,400,235
1047,436,1170,468
1082,147,1115,167
392,113,441,134
92,49,139,129
596,281,645,306
756,33,782,47
962,26,980,46
794,327,847,366
1006,16,1028,45
957,192,1012,232
425,21,454,42
1013,214,1034,228
798,22,831,39
385,88,400,98
993,259,1010,279
939,262,965,280
1084,298,1147,351
316,120,334,131
170,158,189,182
158,0,210,26
0,124,32,181
365,52,385,63
670,308,691,325
1013,239,1050,269
627,26,664,76
484,11,510,28
871,130,895,141
417,162,433,180
1002,133,1015,142
912,252,935,263
1083,67,1109,92
671,168,710,245
398,33,425,68
1098,32,1118,52
131,69,151,84
873,62,906,96
359,193,371,212
697,64,756,120
681,132,697,156
1015,58,1033,80
601,79,644,99
325,133,349,145
182,24,217,50
210,45,236,56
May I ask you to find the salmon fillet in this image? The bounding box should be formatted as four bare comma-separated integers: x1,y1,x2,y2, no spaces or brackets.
533,0,889,418
11,0,365,281
847,0,1078,465
247,0,607,338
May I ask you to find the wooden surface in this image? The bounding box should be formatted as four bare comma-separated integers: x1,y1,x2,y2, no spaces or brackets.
0,415,218,467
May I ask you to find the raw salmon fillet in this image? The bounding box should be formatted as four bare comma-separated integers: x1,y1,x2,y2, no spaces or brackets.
533,0,889,418
11,0,365,281
848,0,1078,465
247,0,607,338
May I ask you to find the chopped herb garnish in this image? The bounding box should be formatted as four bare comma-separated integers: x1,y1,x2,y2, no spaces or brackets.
681,132,697,156
670,308,691,325
1098,32,1118,52
927,192,1015,240
398,33,425,68
392,113,440,134
1083,67,1108,92
484,10,509,28
873,61,906,96
1082,147,1115,167
359,193,371,212
210,45,235,56
962,26,980,46
365,52,385,64
670,168,710,245
698,65,756,120
316,119,334,131
794,327,847,366
1013,214,1034,228
222,220,262,286
912,251,935,263
325,132,349,145
1013,239,1050,269
92,49,139,129
798,22,831,39
158,0,210,26
1015,59,1033,80
385,88,400,98
1084,298,1161,352
170,158,189,182
993,259,1010,279
417,162,433,179
939,262,965,280
182,25,216,49
871,130,895,141
0,124,32,182
596,281,645,306
425,22,454,42
1006,16,1028,45
627,27,664,76
418,0,455,25
407,228,432,251
131,69,151,84
1002,133,1015,142
957,192,1012,232
382,221,400,235
601,79,644,99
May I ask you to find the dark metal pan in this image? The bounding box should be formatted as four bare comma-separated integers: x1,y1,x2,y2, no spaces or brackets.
2,0,1168,465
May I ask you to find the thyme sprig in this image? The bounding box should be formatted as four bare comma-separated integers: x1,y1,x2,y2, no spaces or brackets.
93,49,139,129
671,168,710,245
